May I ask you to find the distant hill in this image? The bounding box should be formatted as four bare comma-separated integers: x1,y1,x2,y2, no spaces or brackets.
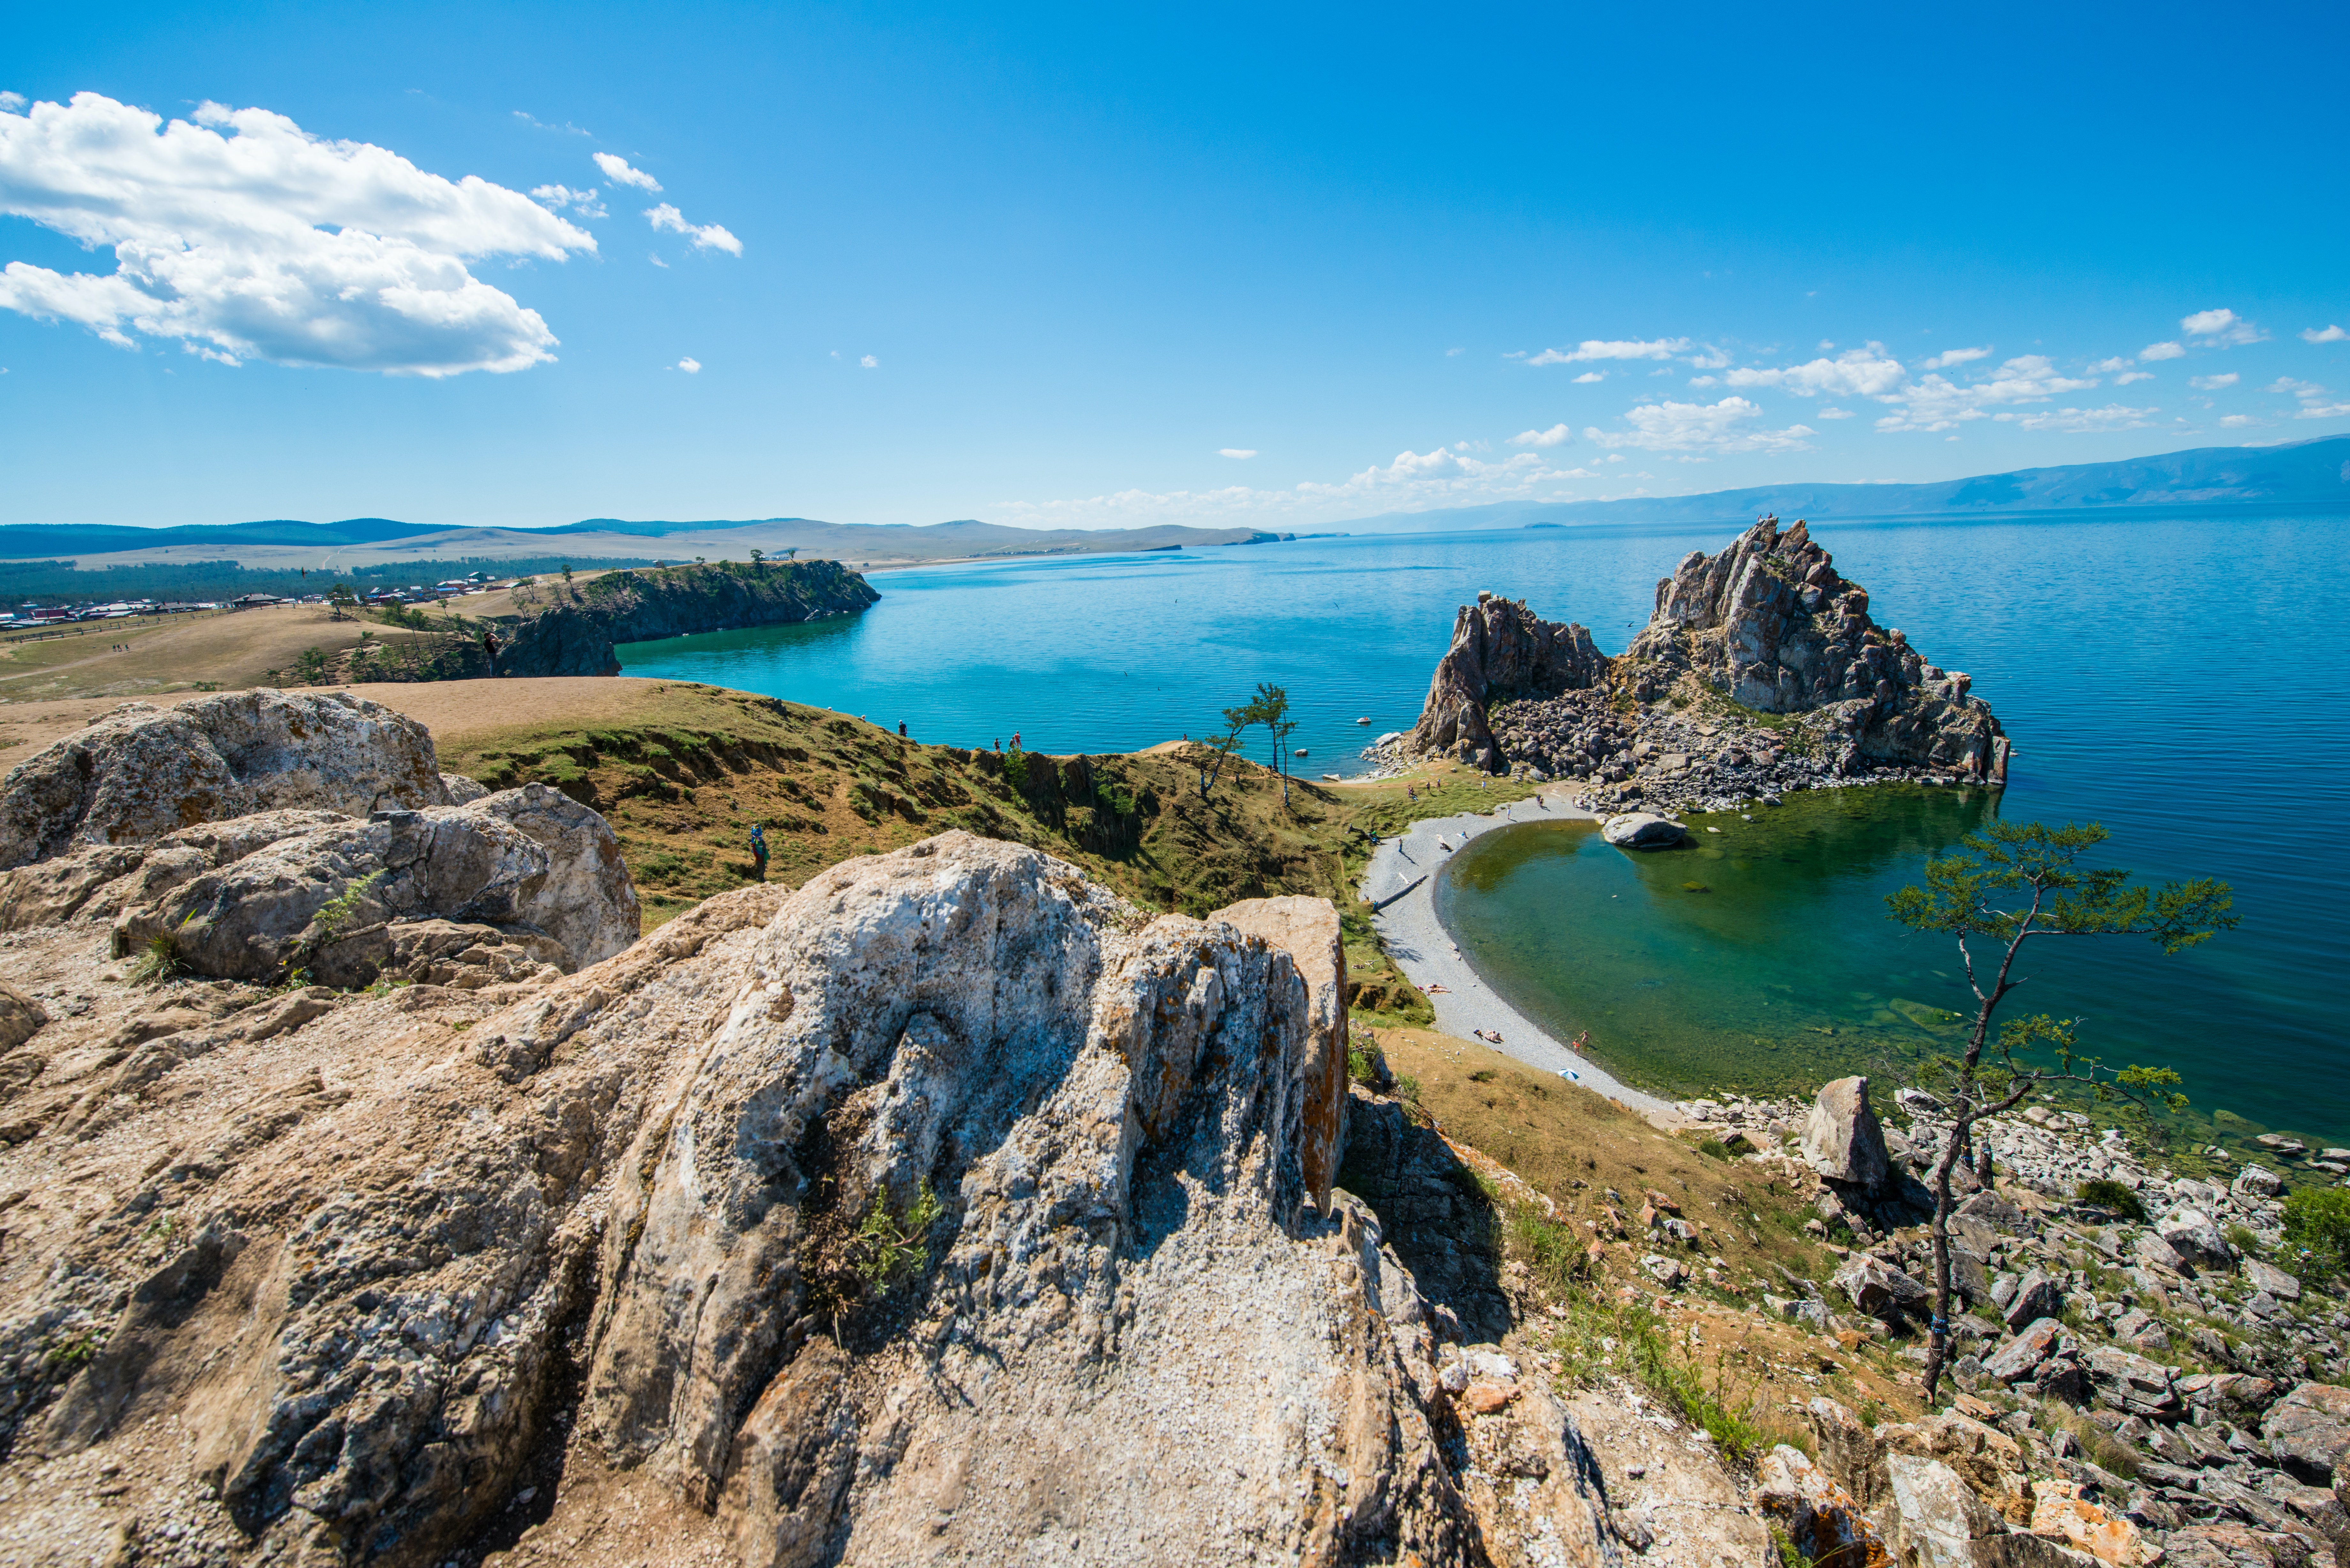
1335,435,2350,532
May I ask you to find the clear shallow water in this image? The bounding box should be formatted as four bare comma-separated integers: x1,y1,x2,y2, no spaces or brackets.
619,511,2350,1144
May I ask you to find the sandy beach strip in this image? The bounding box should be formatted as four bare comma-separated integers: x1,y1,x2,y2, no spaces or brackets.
1360,788,1683,1126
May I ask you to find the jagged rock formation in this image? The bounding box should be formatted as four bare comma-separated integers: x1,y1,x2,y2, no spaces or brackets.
0,691,450,870
1402,519,2010,803
1405,591,1608,770
1623,515,2009,782
501,559,881,676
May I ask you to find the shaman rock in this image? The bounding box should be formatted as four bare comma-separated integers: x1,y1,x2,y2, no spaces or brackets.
0,690,449,869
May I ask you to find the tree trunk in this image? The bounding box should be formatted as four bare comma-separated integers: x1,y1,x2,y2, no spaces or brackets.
1923,1114,1966,1403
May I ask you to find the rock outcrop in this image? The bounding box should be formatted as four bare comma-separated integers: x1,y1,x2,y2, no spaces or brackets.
0,691,450,869
1398,517,2010,804
1803,1074,1892,1193
0,831,1626,1567
103,783,638,985
1405,590,1608,768
1622,516,2008,778
500,559,881,677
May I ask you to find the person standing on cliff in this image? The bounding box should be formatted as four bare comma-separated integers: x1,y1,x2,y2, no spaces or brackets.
481,629,501,675
749,823,768,880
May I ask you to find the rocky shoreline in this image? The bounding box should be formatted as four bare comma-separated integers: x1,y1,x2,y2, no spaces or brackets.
498,557,879,676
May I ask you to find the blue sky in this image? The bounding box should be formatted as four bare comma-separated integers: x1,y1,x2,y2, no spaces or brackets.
3,0,2345,531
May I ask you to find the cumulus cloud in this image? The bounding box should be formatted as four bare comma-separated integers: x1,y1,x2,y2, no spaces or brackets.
0,91,592,374
2181,307,2263,346
859,354,877,369
1527,336,1689,366
1919,345,1992,370
2115,370,2154,385
2266,377,2325,397
530,183,606,219
1990,403,2160,433
677,356,700,373
2089,357,2133,374
2303,325,2348,344
592,152,661,192
1816,406,1854,419
2295,402,2350,419
1583,396,1814,454
1873,355,2098,433
2139,341,2186,361
1572,370,1605,383
2189,373,2240,390
647,203,742,255
1218,448,1256,459
0,93,23,113
2219,414,2262,427
1725,345,1906,399
1509,424,1572,448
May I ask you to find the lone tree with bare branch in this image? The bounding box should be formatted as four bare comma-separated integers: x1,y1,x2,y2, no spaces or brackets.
1885,819,2234,1402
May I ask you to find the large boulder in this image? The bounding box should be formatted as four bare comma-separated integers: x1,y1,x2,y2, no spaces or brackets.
1984,1318,2067,1384
1758,1443,1885,1567
0,982,45,1052
2005,1267,2066,1331
2084,1346,2179,1419
1803,1074,1892,1192
0,690,449,869
2157,1207,2236,1269
2242,1257,2302,1303
1601,811,1688,849
2265,1383,2350,1484
1836,1253,1931,1323
110,785,638,983
1884,1454,1993,1568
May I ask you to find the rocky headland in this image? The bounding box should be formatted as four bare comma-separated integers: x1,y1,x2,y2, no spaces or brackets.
0,691,2340,1568
1399,516,2011,815
495,559,880,679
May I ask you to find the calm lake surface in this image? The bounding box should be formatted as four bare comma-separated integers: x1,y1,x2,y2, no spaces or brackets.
619,511,2350,1146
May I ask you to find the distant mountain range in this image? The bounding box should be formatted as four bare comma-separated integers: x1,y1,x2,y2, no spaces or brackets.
0,517,1292,570
1333,434,2350,532
4,436,2343,568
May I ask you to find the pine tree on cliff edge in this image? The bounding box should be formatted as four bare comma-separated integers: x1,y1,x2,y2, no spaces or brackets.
1885,819,2233,1403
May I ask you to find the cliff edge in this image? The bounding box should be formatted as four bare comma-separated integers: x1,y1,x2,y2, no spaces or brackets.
500,559,880,677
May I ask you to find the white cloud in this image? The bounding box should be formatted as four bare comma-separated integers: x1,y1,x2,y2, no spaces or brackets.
1605,453,1625,462
1990,403,2160,433
2139,341,2186,361
646,203,742,255
677,356,700,373
0,94,23,113
530,183,606,219
2181,307,2263,346
2189,373,2240,390
649,253,667,268
1725,345,1906,398
2115,370,2154,385
2219,414,2263,427
1445,346,1464,356
1815,406,1854,419
1873,355,2098,432
2266,377,2325,397
1689,345,1729,370
0,92,591,375
1218,448,1257,459
1527,336,1689,366
1571,370,1606,383
1508,424,1572,448
513,110,591,137
1583,396,1814,454
859,354,877,368
1919,345,1992,370
2295,402,2350,419
2089,357,2133,374
2303,325,2348,344
592,152,661,192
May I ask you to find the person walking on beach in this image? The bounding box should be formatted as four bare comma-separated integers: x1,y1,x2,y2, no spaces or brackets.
748,823,768,880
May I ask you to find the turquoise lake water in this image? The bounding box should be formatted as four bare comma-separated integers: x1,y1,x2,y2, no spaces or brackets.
618,511,2350,1147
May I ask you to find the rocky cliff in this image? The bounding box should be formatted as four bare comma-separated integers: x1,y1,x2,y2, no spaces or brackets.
500,559,880,677
1401,517,2011,809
